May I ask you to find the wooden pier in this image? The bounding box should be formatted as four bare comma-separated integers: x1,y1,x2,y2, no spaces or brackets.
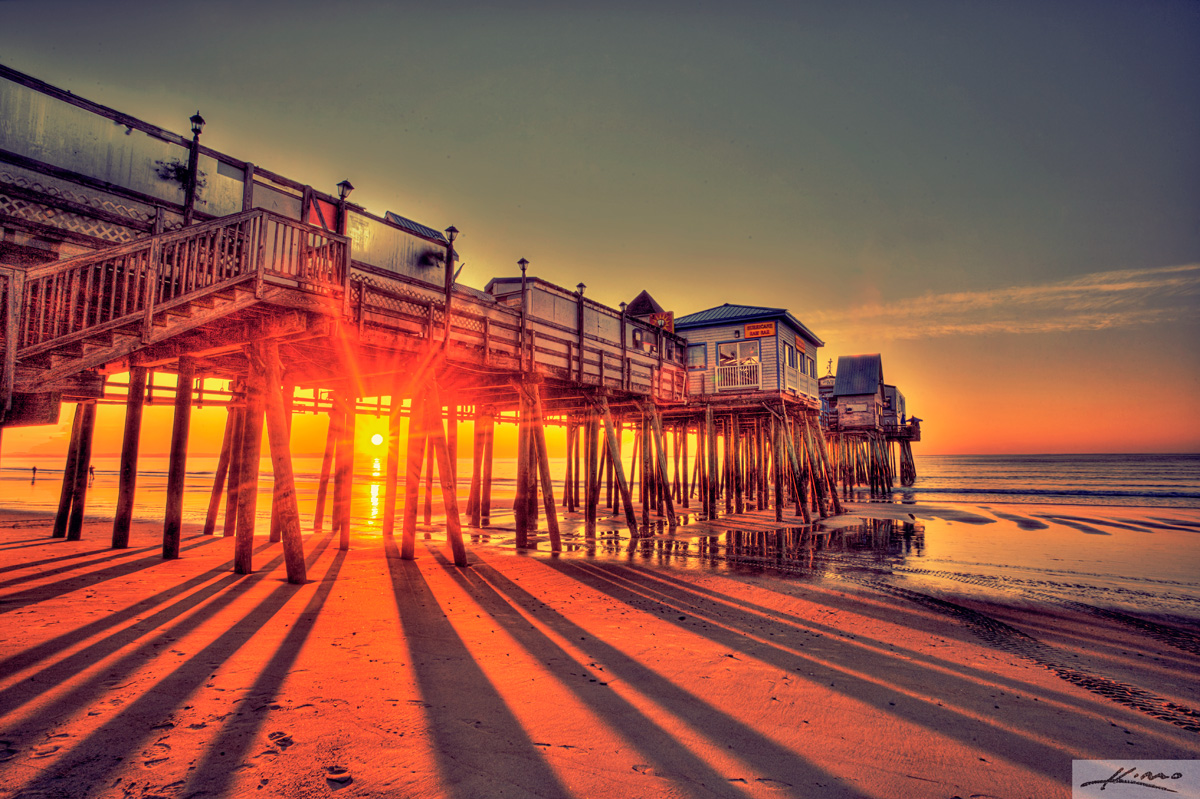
0,63,922,583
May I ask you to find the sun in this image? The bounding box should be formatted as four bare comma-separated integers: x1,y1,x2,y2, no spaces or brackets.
370,433,384,447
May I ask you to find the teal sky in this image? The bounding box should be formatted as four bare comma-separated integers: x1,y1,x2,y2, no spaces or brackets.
2,0,1198,452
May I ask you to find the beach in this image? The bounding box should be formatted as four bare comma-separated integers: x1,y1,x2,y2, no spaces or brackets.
0,496,1197,798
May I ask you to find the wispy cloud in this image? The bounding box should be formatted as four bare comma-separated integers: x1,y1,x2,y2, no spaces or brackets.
807,264,1200,341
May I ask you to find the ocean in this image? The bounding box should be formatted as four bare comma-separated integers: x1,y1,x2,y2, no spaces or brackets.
896,453,1200,508
4,453,1199,526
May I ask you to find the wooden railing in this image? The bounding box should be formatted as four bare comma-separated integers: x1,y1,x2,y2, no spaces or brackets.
716,362,760,391
16,209,349,357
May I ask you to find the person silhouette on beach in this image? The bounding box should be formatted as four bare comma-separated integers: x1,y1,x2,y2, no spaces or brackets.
88,465,95,484
31,466,37,483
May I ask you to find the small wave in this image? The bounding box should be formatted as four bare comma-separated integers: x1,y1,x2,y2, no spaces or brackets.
895,487,1200,500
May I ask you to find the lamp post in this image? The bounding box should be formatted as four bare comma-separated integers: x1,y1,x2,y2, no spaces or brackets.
183,111,205,225
336,180,353,235
442,225,458,348
518,258,529,371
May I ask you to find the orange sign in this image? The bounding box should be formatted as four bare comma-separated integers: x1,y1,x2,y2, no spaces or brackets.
796,334,805,352
744,321,775,338
649,311,674,332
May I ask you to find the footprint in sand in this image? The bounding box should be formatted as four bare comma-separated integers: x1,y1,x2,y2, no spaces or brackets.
0,742,19,761
142,741,171,767
267,731,294,750
325,766,353,789
31,744,60,758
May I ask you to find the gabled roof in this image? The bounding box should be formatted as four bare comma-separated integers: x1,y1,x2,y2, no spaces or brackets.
833,354,884,397
384,211,448,243
626,290,665,315
675,303,824,347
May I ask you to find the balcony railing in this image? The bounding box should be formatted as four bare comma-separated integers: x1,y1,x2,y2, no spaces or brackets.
716,362,760,391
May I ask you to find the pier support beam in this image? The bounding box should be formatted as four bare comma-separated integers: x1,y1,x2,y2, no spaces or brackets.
425,382,468,566
163,357,196,559
202,402,234,538
52,404,85,539
254,340,306,583
112,366,147,548
314,402,338,534
401,388,428,561
234,358,266,574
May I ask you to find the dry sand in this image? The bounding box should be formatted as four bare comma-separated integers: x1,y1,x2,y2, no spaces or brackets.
0,502,1197,798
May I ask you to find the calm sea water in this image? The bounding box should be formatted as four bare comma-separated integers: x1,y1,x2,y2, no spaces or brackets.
2,453,1198,526
895,453,1200,508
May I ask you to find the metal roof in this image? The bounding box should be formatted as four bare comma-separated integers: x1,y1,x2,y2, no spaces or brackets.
833,354,884,397
384,211,447,243
675,303,824,347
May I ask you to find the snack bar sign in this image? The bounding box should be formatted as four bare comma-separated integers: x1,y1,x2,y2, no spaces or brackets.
744,322,776,338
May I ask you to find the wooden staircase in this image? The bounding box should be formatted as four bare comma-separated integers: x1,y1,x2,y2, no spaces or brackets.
1,209,349,420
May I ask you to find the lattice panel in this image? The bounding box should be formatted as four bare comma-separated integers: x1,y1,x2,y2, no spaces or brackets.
0,170,157,224
0,192,137,244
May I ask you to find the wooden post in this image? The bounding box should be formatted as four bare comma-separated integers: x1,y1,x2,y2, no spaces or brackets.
705,405,717,518
112,367,148,547
163,359,196,559
680,420,689,509
783,412,813,525
202,402,234,538
314,402,338,534
401,389,428,560
255,341,306,583
447,397,458,484
772,416,784,522
424,382,468,566
640,409,651,529
481,408,494,526
648,404,677,529
335,392,355,550
467,407,484,527
514,388,531,547
64,402,97,541
234,364,266,574
563,421,574,511
813,420,843,515
269,383,295,544
585,408,598,539
596,395,638,539
526,382,561,552
223,399,244,539
732,413,744,515
383,379,404,538
423,430,434,527
52,404,85,539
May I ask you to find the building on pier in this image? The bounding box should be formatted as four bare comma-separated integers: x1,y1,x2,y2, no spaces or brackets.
672,303,823,409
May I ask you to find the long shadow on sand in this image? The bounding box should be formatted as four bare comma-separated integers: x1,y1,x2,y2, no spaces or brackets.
0,540,276,684
536,557,1086,780
383,539,575,799
0,534,222,614
182,546,346,796
434,548,851,795
4,534,336,798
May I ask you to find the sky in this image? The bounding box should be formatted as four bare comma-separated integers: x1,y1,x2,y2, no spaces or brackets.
2,0,1198,455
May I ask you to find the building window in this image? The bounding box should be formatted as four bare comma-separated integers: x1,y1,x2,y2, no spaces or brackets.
718,340,760,366
687,344,706,370
806,355,815,376
784,343,797,370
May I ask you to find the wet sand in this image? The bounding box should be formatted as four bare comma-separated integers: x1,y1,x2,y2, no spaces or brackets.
0,502,1197,798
